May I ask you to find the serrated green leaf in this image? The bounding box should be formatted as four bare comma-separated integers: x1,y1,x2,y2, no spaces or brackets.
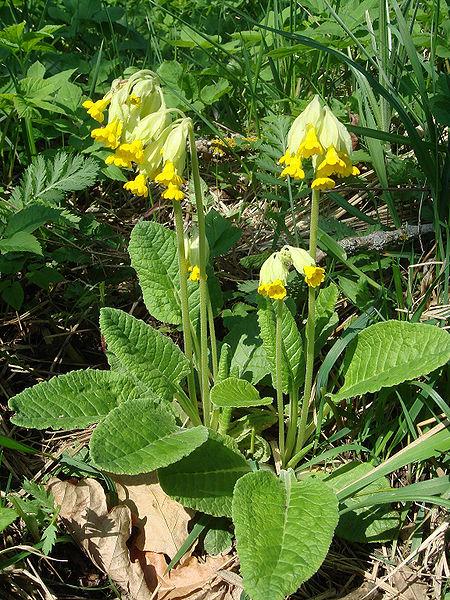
0,232,42,255
90,398,208,475
9,370,143,430
99,308,190,400
0,507,18,532
205,209,242,258
257,300,304,392
332,321,450,402
159,430,251,517
4,205,63,237
232,470,338,600
129,220,182,324
211,377,272,408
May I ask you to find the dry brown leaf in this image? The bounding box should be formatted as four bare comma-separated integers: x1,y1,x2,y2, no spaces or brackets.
48,478,154,600
392,566,428,600
113,473,193,559
145,551,241,600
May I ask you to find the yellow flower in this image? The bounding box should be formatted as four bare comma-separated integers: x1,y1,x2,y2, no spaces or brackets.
316,146,347,178
106,140,145,168
311,177,335,191
280,246,314,273
82,98,110,123
258,252,289,300
91,120,123,149
279,153,305,180
298,124,323,158
123,173,148,197
188,265,201,281
128,93,141,106
162,183,184,201
154,160,184,187
286,95,323,156
303,265,325,287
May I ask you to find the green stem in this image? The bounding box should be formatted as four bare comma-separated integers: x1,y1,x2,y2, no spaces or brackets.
296,189,320,454
275,299,285,463
284,385,299,461
173,201,198,419
188,122,210,426
207,296,218,381
218,407,232,435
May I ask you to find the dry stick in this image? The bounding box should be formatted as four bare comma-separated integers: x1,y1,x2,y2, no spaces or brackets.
315,223,435,263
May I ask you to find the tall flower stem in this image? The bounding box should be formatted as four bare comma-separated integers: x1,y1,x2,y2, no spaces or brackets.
275,299,285,463
173,201,198,418
296,188,320,453
188,122,211,426
207,296,218,381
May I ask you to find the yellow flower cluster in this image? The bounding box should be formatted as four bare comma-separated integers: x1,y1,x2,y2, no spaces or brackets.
258,246,325,300
83,70,190,201
279,96,360,191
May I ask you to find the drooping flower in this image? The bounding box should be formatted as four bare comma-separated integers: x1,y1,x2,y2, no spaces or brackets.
258,252,289,300
123,173,148,197
280,245,325,289
91,120,123,149
185,230,209,283
82,98,110,123
280,97,360,190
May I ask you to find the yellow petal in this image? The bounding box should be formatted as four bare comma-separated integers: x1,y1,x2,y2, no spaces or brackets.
303,266,325,287
311,177,335,191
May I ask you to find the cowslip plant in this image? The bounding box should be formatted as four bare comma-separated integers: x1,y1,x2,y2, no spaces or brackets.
8,74,450,600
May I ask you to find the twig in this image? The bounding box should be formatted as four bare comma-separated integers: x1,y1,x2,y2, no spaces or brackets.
316,223,435,263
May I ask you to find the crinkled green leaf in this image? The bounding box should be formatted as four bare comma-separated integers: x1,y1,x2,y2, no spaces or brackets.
210,377,272,408
159,430,251,517
9,370,142,430
0,507,18,532
0,232,42,255
99,308,190,400
258,299,303,392
90,398,208,475
232,470,338,600
332,321,450,402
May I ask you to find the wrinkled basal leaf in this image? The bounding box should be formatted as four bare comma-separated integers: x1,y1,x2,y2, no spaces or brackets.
332,321,450,402
159,430,251,517
48,478,153,600
90,398,208,475
114,472,193,559
100,308,190,400
9,369,142,430
210,377,272,408
232,470,338,600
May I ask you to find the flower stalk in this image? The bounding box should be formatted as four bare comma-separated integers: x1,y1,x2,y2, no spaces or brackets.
188,122,211,426
296,188,320,453
275,299,285,463
173,201,199,418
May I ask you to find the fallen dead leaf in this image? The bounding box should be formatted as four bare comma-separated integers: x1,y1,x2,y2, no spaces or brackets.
338,582,383,599
145,551,241,600
113,473,193,559
392,566,428,600
48,478,154,600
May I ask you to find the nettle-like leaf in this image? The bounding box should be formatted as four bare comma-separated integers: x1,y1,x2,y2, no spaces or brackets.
258,299,303,393
210,377,272,408
90,398,208,475
332,321,450,402
99,308,190,400
9,370,143,430
232,470,338,600
159,430,251,517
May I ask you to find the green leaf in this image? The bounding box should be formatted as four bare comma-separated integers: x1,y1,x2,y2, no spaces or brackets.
315,283,339,351
324,462,402,543
205,209,242,258
1,281,24,309
203,519,233,555
0,507,18,532
90,398,208,475
200,79,231,105
0,232,42,255
99,308,190,400
4,205,63,237
332,321,450,402
211,377,272,408
9,370,143,430
159,430,251,517
258,300,303,392
129,220,182,324
232,470,338,600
